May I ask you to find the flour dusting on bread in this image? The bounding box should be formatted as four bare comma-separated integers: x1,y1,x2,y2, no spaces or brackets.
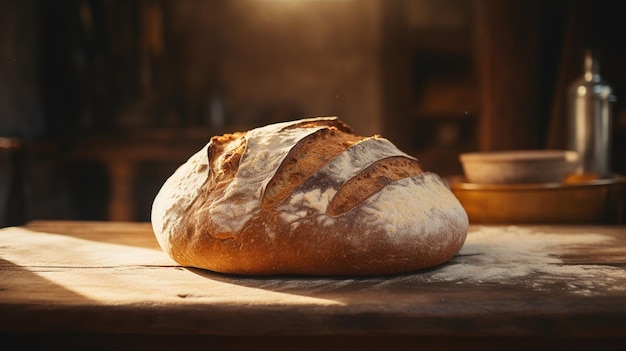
151,116,469,275
152,145,210,254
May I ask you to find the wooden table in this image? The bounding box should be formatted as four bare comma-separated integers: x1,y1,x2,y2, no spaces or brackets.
1,221,625,350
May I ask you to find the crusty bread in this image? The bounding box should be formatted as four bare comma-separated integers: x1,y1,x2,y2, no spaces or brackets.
151,117,468,275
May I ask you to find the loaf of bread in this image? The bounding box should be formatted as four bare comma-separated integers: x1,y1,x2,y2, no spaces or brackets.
151,117,468,275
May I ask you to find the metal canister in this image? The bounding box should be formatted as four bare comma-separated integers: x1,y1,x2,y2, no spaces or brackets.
567,50,616,177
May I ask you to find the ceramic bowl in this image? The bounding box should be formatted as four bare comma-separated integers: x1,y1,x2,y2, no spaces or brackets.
459,150,579,184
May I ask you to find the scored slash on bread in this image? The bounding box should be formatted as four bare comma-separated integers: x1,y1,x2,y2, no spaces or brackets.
262,123,423,216
152,116,468,275
328,156,423,216
262,125,363,210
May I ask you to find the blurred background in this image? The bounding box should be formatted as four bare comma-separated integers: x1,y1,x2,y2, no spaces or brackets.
1,0,625,225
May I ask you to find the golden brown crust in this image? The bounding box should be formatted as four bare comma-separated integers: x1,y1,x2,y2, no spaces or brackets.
208,132,246,185
327,156,423,217
263,126,364,209
151,117,469,276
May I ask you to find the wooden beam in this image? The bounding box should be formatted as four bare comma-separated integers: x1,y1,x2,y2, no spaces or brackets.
474,0,541,151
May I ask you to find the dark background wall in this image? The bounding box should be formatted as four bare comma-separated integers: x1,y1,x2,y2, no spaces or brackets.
1,0,625,224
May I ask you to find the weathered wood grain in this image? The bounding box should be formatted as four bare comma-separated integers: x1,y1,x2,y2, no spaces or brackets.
1,221,625,350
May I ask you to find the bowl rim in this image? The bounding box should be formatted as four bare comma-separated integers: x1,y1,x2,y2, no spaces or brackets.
447,174,625,190
459,150,579,163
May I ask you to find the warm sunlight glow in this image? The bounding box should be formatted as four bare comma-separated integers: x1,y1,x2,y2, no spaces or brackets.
0,228,344,306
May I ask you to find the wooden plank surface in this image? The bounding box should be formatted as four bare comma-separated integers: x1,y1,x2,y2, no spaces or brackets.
1,221,626,350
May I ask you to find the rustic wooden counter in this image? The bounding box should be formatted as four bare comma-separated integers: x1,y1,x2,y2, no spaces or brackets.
1,221,625,350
